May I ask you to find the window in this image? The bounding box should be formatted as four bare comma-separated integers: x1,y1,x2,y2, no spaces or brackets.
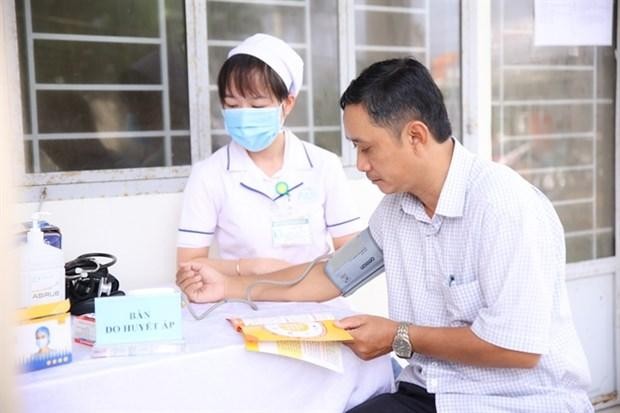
14,0,461,201
352,0,461,140
491,0,616,263
204,0,342,155
16,0,190,174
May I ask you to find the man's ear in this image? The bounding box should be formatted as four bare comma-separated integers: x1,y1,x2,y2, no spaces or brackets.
403,120,431,149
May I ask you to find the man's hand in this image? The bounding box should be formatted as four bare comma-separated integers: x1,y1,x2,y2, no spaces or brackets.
176,262,227,303
336,315,398,360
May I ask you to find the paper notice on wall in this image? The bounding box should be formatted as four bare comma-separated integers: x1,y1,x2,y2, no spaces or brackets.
534,0,613,46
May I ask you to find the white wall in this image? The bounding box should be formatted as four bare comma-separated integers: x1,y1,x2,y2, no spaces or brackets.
18,178,390,316
2,0,20,410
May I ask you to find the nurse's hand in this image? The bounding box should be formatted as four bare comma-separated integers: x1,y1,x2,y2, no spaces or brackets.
335,315,397,361
176,262,227,303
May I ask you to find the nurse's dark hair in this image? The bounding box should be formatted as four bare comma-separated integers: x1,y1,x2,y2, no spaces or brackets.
217,54,289,103
339,58,452,142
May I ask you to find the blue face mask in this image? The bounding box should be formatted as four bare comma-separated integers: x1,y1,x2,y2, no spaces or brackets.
36,337,48,349
222,106,283,152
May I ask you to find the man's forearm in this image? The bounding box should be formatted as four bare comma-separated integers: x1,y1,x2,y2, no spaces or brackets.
225,262,341,302
409,325,541,369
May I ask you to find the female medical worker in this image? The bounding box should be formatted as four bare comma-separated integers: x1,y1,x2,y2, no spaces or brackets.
176,33,363,277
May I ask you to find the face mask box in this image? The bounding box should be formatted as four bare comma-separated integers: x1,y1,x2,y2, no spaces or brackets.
16,300,72,373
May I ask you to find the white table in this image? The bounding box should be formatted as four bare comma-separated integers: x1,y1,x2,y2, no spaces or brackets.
18,299,394,413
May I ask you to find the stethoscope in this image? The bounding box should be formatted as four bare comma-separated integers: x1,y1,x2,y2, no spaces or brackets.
182,251,332,321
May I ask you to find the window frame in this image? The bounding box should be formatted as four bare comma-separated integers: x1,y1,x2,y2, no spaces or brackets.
476,1,619,408
13,0,193,202
463,0,619,280
13,0,465,201
15,0,358,202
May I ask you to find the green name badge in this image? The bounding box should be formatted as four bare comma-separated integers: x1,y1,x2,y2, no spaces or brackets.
95,289,182,346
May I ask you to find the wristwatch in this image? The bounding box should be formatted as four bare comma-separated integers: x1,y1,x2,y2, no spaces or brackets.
392,322,413,359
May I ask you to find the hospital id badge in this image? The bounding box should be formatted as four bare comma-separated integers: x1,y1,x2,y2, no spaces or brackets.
272,216,312,246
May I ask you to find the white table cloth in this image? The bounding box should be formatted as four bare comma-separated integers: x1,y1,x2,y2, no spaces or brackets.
18,299,394,413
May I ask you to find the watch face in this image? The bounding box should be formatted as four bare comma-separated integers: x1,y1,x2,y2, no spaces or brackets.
394,337,412,358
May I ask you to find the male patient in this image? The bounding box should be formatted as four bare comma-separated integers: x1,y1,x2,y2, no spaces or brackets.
177,58,593,413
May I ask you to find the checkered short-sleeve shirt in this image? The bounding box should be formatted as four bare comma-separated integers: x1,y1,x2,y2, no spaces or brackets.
369,139,593,413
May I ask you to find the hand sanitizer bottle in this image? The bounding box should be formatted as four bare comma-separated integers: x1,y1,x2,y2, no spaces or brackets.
19,212,65,308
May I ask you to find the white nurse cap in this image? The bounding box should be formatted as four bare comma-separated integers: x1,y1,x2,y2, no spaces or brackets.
228,33,304,97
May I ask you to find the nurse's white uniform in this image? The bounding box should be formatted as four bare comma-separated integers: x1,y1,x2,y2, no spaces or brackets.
177,130,363,264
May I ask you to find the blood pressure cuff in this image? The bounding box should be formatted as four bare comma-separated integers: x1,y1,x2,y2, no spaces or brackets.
324,228,385,296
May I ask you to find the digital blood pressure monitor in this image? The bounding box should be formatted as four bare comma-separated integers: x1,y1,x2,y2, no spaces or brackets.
324,228,385,296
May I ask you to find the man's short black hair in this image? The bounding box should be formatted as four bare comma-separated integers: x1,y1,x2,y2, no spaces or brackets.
217,54,289,103
340,58,452,142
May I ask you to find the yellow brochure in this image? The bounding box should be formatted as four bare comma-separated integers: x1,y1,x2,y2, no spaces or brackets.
228,313,352,372
229,313,352,342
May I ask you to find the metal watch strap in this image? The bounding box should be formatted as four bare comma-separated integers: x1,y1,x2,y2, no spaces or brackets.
397,322,410,345
393,322,413,358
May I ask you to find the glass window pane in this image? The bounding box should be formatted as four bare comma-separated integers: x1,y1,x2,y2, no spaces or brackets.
315,131,342,157
503,105,593,136
208,46,230,86
310,0,340,127
15,0,31,134
356,51,425,76
566,235,593,263
167,0,189,131
285,91,309,127
16,0,191,173
172,136,191,166
491,0,616,262
430,0,461,140
24,141,33,173
37,91,163,133
39,137,164,172
503,69,593,101
355,11,425,47
355,0,426,7
597,47,616,99
209,91,224,132
596,232,614,259
206,0,340,154
596,104,615,229
502,0,533,32
521,170,593,202
34,41,161,84
295,131,309,142
503,34,593,66
556,203,593,233
354,0,461,139
503,137,593,170
211,134,230,153
31,0,159,37
207,2,305,43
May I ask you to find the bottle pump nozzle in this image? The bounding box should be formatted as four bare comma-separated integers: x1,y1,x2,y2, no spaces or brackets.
27,211,50,243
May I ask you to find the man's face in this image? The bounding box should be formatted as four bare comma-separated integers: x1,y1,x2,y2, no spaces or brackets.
343,104,414,194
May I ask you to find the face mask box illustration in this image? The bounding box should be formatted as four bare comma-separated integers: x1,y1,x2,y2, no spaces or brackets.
16,300,72,372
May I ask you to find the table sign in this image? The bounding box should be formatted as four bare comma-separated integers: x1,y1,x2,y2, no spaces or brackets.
95,288,182,346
